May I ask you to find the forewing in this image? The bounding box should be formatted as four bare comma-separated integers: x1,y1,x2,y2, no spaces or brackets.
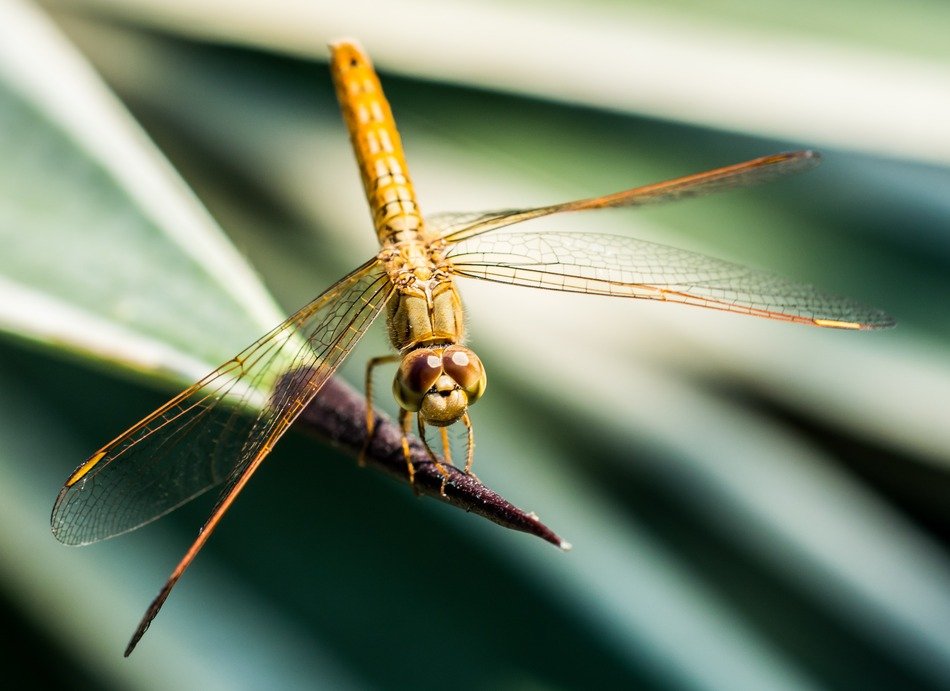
447,231,893,329
51,261,393,545
434,151,820,243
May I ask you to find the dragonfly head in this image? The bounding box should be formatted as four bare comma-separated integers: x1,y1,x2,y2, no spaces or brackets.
394,345,486,426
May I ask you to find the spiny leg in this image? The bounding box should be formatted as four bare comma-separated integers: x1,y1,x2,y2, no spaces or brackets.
439,426,453,466
417,415,452,497
460,412,477,479
360,354,400,466
398,408,416,486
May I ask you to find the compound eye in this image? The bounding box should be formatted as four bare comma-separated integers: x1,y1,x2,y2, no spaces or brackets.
442,345,486,404
393,349,442,411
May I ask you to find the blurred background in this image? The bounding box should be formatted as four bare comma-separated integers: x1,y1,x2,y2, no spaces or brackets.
1,0,949,688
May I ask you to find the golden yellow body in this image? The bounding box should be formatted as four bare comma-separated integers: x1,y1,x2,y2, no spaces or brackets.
330,42,467,353
330,41,486,464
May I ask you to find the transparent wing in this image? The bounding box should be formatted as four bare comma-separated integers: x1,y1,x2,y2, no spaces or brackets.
427,210,504,238
432,151,820,243
447,231,894,330
51,260,393,545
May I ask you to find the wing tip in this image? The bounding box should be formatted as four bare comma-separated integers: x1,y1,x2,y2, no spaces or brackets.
64,449,106,487
813,314,896,331
780,148,822,171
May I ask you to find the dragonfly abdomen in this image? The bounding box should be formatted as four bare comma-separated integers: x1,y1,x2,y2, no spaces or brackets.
329,40,424,244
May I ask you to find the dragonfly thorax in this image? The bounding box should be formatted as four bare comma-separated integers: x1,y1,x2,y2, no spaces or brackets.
383,243,466,351
393,345,487,426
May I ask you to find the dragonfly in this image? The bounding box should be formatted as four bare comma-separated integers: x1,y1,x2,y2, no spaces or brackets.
51,39,894,655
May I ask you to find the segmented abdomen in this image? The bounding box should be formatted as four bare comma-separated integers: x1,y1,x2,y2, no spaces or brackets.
329,41,424,243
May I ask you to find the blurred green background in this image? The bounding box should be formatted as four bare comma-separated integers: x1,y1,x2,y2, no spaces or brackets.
1,0,949,689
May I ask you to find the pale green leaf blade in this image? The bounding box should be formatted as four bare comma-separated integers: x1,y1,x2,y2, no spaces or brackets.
0,0,288,385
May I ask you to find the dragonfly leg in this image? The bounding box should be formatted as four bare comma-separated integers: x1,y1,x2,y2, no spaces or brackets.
439,426,453,465
460,412,478,480
417,415,451,497
360,354,400,466
398,408,416,486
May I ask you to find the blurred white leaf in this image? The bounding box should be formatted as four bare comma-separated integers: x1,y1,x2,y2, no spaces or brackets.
44,0,950,165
